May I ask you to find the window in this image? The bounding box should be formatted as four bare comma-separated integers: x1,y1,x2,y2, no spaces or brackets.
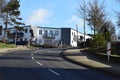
50,30,53,37
29,29,33,33
25,28,28,33
39,30,42,34
74,32,75,35
25,38,27,41
72,41,73,43
80,36,83,40
44,30,48,35
55,31,58,35
44,30,48,37
72,32,73,35
39,39,42,43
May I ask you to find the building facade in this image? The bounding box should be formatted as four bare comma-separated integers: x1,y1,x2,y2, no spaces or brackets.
61,28,92,47
31,26,61,46
0,25,92,47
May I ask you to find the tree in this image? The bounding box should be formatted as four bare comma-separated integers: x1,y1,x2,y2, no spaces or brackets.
1,0,23,43
77,0,106,35
0,0,6,23
99,20,116,42
116,12,120,29
87,0,106,35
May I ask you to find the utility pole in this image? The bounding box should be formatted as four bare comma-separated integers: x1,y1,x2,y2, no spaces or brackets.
15,29,17,47
83,0,86,47
76,25,78,47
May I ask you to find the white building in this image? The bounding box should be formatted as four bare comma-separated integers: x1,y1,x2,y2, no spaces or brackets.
0,25,92,47
0,25,31,44
61,28,92,47
31,26,61,46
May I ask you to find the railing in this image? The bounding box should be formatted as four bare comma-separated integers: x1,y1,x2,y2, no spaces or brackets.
7,32,24,38
43,34,55,39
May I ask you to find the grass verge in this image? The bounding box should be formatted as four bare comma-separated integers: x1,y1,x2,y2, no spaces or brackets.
0,42,15,49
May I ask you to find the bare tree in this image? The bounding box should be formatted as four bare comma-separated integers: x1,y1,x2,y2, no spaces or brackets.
77,0,106,35
87,0,106,34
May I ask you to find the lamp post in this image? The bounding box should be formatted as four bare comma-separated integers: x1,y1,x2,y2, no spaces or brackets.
76,25,78,47
83,0,86,47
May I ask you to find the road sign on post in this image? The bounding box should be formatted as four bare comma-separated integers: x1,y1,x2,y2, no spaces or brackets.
107,42,111,62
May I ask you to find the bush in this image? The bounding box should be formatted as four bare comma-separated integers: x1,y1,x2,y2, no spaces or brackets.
91,34,106,48
111,41,120,55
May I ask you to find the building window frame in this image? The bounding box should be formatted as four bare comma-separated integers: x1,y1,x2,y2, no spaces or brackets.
39,39,42,43
25,28,28,33
44,30,48,35
72,32,73,35
55,31,58,35
39,30,42,34
50,30,53,37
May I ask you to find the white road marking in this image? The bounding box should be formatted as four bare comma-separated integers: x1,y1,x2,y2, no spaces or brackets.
48,69,60,76
32,57,34,60
31,50,43,66
36,61,42,65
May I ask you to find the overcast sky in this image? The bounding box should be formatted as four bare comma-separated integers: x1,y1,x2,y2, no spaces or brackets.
19,0,120,34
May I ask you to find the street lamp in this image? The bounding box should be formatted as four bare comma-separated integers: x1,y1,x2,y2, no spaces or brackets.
83,0,86,47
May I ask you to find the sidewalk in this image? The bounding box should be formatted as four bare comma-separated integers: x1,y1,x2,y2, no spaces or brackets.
62,49,120,77
0,45,29,55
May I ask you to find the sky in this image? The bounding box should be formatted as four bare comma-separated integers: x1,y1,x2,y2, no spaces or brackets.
19,0,120,34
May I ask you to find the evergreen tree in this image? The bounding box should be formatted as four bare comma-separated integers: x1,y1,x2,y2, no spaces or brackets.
1,0,24,43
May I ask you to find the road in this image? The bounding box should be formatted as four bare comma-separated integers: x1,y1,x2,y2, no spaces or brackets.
0,48,119,80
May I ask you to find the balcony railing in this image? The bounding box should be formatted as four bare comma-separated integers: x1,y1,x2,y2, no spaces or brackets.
7,32,24,38
43,34,55,39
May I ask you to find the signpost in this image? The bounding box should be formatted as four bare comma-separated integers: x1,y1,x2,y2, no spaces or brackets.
61,40,62,48
107,42,111,62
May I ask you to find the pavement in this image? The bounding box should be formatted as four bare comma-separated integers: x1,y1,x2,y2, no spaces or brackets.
0,45,30,55
61,49,120,77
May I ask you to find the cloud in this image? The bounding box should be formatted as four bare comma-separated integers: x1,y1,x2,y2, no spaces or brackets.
26,9,52,25
66,15,84,27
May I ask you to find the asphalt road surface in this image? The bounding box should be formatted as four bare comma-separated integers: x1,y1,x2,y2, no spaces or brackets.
0,48,119,80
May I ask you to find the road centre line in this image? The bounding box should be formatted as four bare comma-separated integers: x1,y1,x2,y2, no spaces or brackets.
31,50,43,66
48,69,60,76
36,61,42,65
32,57,34,60
32,49,60,76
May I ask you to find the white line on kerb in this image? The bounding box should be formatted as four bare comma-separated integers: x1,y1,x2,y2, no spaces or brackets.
48,69,60,76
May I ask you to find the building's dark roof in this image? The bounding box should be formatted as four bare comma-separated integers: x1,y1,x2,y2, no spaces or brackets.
37,26,61,29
